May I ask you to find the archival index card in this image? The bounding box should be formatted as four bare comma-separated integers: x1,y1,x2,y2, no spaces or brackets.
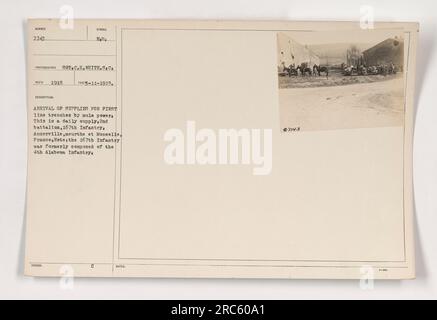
25,20,418,279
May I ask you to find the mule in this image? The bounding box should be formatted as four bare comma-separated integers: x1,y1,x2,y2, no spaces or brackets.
313,64,329,78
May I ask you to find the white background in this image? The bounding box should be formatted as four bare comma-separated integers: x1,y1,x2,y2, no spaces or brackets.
0,0,436,299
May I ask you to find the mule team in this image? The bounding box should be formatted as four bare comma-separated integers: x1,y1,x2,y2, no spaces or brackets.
282,62,329,78
341,62,398,76
280,61,398,79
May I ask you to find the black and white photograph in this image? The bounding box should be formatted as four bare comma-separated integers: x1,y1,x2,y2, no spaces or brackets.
277,30,405,131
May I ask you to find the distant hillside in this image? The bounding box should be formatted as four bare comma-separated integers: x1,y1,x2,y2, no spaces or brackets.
309,43,373,66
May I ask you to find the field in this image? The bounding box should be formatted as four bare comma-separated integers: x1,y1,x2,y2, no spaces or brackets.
278,68,402,89
279,76,404,131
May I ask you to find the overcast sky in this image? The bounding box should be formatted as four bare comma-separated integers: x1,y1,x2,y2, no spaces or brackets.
281,29,404,46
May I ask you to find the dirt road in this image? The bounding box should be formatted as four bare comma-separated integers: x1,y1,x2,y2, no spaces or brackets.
279,77,404,131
